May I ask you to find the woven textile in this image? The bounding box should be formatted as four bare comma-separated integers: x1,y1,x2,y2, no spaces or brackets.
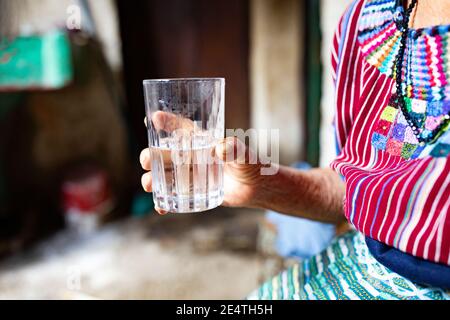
330,0,450,265
248,231,450,300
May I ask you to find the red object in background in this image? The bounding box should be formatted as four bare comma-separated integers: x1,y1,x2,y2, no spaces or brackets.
62,166,111,215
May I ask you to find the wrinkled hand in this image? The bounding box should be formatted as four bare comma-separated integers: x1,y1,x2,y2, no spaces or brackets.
140,112,265,215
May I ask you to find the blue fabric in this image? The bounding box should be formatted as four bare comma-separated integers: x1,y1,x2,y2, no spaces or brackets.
267,212,335,259
365,236,450,289
265,162,335,260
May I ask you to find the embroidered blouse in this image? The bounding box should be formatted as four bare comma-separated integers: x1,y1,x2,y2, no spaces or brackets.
330,0,450,267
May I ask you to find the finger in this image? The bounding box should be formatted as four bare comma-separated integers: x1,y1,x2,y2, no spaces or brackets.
140,148,151,170
144,116,148,128
141,172,152,192
216,137,239,162
216,137,255,165
155,207,169,215
151,111,194,133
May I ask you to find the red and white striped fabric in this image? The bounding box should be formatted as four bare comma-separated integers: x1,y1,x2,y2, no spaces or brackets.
330,0,450,265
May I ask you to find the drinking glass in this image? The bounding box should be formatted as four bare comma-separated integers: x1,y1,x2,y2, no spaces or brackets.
143,78,225,213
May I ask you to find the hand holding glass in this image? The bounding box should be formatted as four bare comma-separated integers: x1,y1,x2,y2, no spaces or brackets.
143,78,225,213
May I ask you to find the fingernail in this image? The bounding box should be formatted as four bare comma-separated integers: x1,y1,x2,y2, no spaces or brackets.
156,208,168,215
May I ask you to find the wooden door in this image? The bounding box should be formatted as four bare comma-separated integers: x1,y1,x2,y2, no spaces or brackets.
117,0,250,155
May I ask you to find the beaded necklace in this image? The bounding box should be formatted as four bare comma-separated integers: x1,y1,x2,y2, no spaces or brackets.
392,0,450,144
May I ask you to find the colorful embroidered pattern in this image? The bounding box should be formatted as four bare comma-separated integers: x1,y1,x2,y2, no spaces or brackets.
248,231,450,300
372,98,450,159
330,0,450,268
358,0,450,95
360,0,450,159
358,0,400,77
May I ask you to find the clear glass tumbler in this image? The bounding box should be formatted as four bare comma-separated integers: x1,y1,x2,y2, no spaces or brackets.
143,78,225,213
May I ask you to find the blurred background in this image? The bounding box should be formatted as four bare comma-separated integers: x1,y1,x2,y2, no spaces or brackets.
0,0,350,299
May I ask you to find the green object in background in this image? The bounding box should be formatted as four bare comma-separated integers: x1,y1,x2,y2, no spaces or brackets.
131,192,155,217
0,30,73,90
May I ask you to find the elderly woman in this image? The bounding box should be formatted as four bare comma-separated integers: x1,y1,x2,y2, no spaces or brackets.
140,0,450,299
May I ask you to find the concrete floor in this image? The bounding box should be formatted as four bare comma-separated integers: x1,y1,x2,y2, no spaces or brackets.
0,208,280,299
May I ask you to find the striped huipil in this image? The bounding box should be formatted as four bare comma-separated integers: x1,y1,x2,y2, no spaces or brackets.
330,0,450,266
